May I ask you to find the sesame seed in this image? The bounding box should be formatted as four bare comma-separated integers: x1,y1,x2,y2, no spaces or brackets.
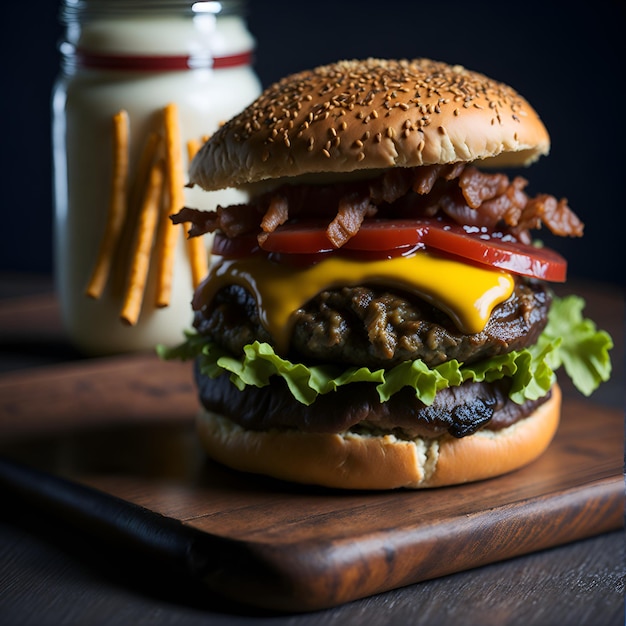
207,58,540,175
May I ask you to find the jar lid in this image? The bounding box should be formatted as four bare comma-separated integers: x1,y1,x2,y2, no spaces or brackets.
60,0,248,21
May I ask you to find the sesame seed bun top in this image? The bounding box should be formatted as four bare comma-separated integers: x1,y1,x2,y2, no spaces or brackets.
189,58,551,191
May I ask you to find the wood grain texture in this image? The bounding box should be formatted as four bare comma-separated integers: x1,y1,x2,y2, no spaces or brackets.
0,278,623,614
82,400,625,611
0,348,622,611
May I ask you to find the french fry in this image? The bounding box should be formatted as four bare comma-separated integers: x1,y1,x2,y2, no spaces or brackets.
120,158,164,325
128,130,162,219
85,109,130,299
186,137,201,161
185,138,209,288
110,129,163,297
186,228,208,288
155,103,185,307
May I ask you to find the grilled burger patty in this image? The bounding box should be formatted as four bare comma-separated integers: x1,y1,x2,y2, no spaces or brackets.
195,367,552,439
193,277,552,368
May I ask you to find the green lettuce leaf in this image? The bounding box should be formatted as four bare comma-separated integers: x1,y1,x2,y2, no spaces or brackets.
532,294,613,396
158,295,612,406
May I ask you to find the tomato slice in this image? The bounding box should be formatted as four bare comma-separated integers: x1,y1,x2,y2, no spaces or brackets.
422,223,567,282
212,218,567,282
258,220,337,254
267,245,423,266
253,219,430,253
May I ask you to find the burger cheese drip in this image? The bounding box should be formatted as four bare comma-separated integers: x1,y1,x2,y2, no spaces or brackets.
181,162,578,358
193,253,515,356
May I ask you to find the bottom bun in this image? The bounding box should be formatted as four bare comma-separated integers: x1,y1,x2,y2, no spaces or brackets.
196,384,561,490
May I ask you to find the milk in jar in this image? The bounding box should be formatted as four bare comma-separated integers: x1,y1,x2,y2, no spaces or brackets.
52,0,261,355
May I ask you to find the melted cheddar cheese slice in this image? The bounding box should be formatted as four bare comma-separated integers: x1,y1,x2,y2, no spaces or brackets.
194,252,515,355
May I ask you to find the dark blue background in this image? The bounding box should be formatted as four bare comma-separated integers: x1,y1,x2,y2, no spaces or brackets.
2,1,624,287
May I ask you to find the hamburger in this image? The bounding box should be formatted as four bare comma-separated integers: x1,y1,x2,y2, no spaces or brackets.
161,58,612,490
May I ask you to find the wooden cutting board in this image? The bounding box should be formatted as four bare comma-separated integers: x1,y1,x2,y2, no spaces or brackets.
0,353,623,612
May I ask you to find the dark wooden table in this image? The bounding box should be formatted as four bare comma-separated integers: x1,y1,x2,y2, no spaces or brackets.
0,272,623,625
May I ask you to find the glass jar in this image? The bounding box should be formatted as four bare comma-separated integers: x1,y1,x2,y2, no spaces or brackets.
52,0,261,355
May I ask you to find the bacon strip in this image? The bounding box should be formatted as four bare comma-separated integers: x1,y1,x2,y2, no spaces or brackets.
458,167,509,208
326,192,376,248
260,194,289,233
521,194,584,237
369,168,414,203
172,164,584,244
171,204,261,238
412,163,465,195
170,206,218,238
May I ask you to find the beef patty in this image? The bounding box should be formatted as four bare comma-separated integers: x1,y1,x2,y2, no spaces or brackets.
195,366,552,439
193,278,551,368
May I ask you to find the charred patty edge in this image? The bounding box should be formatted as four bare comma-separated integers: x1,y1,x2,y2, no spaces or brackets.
194,278,552,369
194,362,552,440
